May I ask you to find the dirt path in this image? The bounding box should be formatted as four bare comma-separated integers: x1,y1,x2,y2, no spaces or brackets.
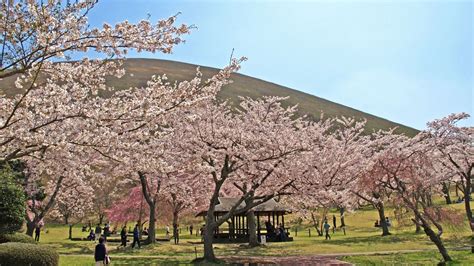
224,255,351,265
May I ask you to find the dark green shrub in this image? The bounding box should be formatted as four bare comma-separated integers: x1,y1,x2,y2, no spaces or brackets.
0,243,58,266
0,167,26,234
0,233,35,244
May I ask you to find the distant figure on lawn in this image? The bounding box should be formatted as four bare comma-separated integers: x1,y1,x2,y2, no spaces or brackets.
173,223,179,244
88,230,96,241
385,217,391,227
132,224,141,249
200,224,205,241
374,220,379,227
324,221,331,240
189,224,193,235
120,226,127,247
332,215,337,233
95,224,102,241
278,223,287,241
34,225,41,242
166,225,170,238
103,223,110,240
94,237,108,266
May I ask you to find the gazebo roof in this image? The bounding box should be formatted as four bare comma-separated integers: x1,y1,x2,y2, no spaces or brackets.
197,197,291,216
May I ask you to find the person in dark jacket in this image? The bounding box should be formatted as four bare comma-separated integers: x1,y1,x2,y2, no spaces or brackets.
173,223,179,244
34,225,41,242
94,237,107,265
132,224,140,248
120,226,127,247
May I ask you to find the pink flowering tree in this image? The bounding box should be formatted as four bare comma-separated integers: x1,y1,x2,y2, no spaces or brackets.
424,113,473,232
174,96,315,260
372,132,462,262
51,177,94,239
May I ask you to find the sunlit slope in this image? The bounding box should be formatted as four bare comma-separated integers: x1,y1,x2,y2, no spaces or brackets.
0,58,418,136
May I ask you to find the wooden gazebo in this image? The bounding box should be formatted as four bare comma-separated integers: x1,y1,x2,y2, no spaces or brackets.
197,197,293,243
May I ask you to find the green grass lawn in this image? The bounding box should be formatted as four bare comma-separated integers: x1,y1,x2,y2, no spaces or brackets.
28,203,473,265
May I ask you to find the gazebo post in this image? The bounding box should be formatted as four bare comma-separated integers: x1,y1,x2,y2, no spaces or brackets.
282,213,285,228
257,212,261,237
238,215,241,235
276,213,280,226
272,213,275,226
244,214,248,235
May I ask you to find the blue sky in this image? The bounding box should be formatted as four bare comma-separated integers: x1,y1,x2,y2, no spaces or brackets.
87,0,472,130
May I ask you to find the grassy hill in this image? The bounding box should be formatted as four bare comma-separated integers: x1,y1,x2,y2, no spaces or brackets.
0,58,418,136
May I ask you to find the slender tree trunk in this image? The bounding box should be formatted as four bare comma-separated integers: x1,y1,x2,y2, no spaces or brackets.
414,219,421,233
147,204,156,244
376,202,390,236
247,210,258,247
421,221,451,262
203,211,217,261
442,182,452,205
98,213,104,225
463,177,474,232
26,221,36,236
173,211,179,227
310,212,322,236
69,225,73,240
340,208,346,227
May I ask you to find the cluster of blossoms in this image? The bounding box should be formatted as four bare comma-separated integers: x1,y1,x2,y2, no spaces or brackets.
0,1,471,263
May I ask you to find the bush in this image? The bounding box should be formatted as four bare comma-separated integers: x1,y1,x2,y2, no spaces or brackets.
0,243,58,266
0,233,35,244
0,167,26,234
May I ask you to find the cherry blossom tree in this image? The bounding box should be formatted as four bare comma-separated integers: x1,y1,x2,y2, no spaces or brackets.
372,133,458,262
425,113,473,232
173,96,316,260
51,177,94,239
106,186,149,227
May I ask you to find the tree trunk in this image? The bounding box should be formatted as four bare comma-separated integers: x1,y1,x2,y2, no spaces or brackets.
442,182,451,205
98,213,104,225
422,223,451,262
69,225,73,240
203,211,217,261
26,221,36,236
340,208,346,227
173,210,179,227
415,219,421,234
376,202,390,236
463,176,474,233
247,210,258,247
147,204,156,244
310,212,322,236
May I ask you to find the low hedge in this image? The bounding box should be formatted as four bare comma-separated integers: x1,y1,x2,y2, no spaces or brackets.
0,233,35,244
0,242,58,266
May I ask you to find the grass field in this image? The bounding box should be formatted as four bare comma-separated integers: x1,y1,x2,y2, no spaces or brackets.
29,202,473,265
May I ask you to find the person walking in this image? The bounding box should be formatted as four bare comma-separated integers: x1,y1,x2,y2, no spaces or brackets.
173,223,179,244
95,224,102,242
103,223,110,241
34,225,41,242
132,224,141,249
189,224,193,236
324,221,331,240
94,237,108,266
120,226,127,247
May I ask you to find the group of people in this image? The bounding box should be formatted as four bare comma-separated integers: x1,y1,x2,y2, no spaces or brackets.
374,217,391,228
265,221,289,242
87,223,112,241
165,224,180,244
